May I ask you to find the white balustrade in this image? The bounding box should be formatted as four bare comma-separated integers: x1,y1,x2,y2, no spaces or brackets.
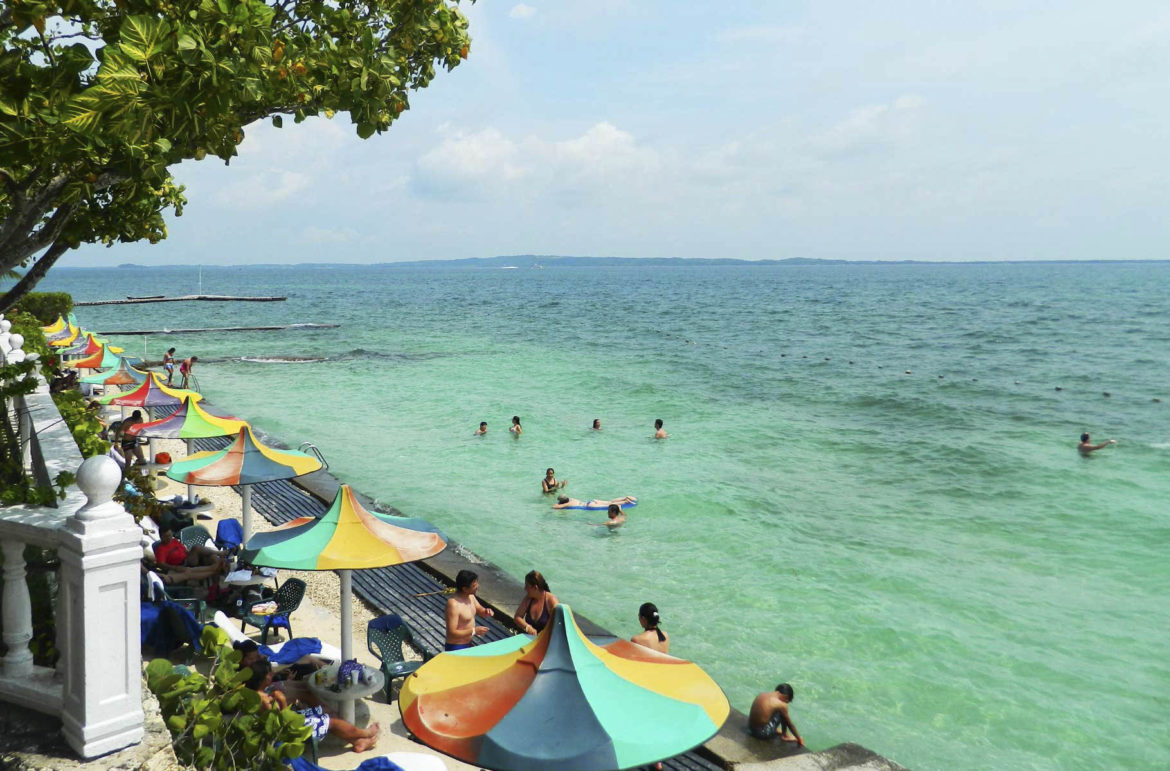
0,356,145,758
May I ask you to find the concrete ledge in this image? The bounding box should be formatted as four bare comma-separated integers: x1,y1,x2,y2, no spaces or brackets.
734,743,909,770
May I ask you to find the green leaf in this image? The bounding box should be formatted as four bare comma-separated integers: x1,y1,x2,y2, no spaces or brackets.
192,723,210,739
119,15,174,64
166,714,187,733
271,115,282,128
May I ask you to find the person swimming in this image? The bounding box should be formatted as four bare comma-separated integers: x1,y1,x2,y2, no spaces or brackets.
589,503,625,528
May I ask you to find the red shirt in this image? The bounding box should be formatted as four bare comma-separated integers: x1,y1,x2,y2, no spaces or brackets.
154,539,188,567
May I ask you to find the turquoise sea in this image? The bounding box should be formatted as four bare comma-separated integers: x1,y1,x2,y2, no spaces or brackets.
40,261,1170,770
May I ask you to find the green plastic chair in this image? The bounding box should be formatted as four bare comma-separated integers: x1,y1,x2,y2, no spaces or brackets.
367,614,435,702
179,524,214,552
241,578,306,644
162,584,209,624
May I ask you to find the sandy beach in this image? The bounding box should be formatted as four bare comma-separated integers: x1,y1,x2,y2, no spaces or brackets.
146,436,474,771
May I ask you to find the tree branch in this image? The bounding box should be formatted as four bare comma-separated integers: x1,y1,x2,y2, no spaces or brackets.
0,202,77,275
0,239,71,315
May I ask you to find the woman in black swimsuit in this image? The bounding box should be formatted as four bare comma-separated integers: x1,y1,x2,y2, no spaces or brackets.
513,570,559,635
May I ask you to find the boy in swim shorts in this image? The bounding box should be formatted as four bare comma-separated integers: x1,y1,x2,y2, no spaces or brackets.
749,683,803,745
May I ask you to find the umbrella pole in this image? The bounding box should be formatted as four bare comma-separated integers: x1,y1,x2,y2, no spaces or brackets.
147,406,155,462
242,485,253,542
339,569,355,724
186,438,195,502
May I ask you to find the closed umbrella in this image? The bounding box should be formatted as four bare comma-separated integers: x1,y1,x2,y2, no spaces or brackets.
166,425,322,541
243,484,446,722
400,604,730,771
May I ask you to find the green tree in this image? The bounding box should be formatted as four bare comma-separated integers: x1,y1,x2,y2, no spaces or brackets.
0,0,471,311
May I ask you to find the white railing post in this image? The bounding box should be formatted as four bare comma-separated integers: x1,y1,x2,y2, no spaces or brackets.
58,455,145,758
0,539,34,678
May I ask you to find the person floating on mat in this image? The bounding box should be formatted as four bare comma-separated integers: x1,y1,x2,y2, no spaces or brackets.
445,569,494,651
749,683,804,745
553,495,636,510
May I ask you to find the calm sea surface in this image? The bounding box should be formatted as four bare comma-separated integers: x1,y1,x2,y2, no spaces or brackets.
41,262,1170,770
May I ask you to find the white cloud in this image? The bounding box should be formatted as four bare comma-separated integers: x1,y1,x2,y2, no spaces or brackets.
214,170,311,210
714,25,806,45
808,95,926,157
509,4,536,20
411,122,659,203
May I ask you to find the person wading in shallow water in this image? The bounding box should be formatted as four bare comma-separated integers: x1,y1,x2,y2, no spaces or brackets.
1078,432,1116,455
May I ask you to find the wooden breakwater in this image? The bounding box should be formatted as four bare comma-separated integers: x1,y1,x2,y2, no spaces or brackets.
75,294,285,306
95,323,338,335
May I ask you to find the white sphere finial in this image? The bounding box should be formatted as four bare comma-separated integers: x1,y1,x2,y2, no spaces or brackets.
0,319,10,332
9,332,23,350
77,455,122,509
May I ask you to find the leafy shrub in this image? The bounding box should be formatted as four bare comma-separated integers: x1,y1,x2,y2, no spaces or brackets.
146,626,312,770
52,390,110,458
15,292,73,325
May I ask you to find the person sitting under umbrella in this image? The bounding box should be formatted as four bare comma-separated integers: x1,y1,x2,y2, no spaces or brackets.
246,660,379,752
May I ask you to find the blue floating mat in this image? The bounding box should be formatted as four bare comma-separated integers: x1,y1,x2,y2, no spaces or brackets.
560,499,637,511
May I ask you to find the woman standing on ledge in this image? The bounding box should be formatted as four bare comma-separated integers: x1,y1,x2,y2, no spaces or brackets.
514,570,558,635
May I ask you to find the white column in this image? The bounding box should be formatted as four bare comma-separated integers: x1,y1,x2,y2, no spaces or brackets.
242,485,253,541
58,455,145,758
339,569,355,724
186,438,195,501
0,539,34,677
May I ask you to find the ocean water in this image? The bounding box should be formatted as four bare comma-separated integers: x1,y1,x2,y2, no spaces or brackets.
40,262,1170,770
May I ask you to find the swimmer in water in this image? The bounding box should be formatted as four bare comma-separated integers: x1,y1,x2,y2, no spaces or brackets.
589,503,625,528
1078,432,1116,455
654,418,667,439
474,421,487,435
510,416,522,436
542,468,567,494
592,418,602,430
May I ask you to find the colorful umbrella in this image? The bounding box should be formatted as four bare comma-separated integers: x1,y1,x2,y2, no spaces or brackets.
63,333,125,358
70,345,121,371
42,316,67,334
47,324,81,346
80,358,148,386
244,484,446,721
127,396,248,501
166,425,322,541
400,604,730,771
96,372,201,407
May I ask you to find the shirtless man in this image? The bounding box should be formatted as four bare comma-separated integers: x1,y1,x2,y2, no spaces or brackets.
162,348,176,386
654,418,668,439
553,495,637,510
474,421,488,435
749,684,803,745
445,569,494,651
1078,432,1116,455
590,504,626,528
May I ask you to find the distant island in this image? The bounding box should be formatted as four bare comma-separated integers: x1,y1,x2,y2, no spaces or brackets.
52,255,1168,270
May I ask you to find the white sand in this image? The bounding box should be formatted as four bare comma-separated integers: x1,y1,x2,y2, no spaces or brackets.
146,437,473,771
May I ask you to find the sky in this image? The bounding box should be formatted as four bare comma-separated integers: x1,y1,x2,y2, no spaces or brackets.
66,1,1170,266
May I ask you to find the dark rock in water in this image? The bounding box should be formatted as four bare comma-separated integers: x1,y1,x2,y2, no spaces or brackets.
1103,392,1111,397
1055,386,1063,391
781,354,786,357
904,370,911,374
1154,398,1162,403
1015,380,1021,385
938,375,944,378
825,357,830,361
848,360,854,364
